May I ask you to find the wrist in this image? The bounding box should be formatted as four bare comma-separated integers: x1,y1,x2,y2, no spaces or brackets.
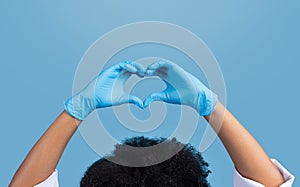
195,91,218,116
64,94,95,121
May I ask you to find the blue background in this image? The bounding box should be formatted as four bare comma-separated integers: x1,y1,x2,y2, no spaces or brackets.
1,1,299,186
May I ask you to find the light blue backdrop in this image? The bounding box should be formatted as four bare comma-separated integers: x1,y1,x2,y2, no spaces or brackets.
1,1,299,186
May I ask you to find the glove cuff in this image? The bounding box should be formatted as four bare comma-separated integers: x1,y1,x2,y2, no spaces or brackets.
197,91,218,116
64,94,95,121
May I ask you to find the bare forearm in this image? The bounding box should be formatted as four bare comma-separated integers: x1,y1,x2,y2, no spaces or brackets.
204,102,284,186
10,111,80,187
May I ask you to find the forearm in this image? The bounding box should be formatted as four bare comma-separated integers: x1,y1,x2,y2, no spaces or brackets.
10,111,80,187
204,102,284,186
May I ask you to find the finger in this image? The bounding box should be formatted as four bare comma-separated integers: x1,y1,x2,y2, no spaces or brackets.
119,94,144,109
147,61,170,71
143,92,167,108
117,62,139,81
115,62,142,86
120,61,146,78
120,63,138,74
145,69,167,77
128,95,144,109
129,61,146,77
103,61,135,76
146,61,175,77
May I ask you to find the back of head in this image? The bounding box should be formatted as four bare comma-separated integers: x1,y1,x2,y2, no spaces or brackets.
80,136,211,187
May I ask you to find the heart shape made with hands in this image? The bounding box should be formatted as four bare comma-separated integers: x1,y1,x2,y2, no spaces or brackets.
106,60,194,110
106,60,215,115
64,60,217,121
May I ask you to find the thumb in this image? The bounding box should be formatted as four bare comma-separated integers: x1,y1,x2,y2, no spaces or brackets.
119,94,144,109
143,92,168,108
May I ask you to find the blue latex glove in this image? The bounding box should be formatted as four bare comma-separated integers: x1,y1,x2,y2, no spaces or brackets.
144,61,218,116
64,61,145,120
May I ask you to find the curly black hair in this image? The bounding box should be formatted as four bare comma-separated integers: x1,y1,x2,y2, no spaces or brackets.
80,136,211,187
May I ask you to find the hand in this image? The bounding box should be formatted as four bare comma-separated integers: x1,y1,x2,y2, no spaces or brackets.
143,61,218,116
64,61,145,120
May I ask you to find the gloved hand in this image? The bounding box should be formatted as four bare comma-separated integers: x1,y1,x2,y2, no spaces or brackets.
143,61,218,116
64,61,145,120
